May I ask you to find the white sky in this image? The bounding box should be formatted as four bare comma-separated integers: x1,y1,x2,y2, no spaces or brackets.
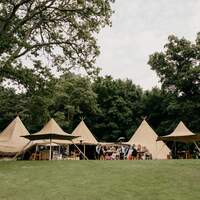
96,0,200,90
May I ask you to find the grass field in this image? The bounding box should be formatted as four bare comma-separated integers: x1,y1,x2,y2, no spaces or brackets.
0,160,200,200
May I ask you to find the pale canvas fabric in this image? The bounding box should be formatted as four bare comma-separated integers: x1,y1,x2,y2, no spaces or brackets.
72,120,98,145
164,121,195,137
29,118,73,145
127,120,171,159
33,118,68,135
0,116,30,153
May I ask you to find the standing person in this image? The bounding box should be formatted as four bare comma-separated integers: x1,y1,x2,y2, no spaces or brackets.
96,144,101,160
100,145,106,160
137,144,142,160
121,145,126,160
115,147,121,160
132,144,138,160
127,146,133,160
124,145,129,160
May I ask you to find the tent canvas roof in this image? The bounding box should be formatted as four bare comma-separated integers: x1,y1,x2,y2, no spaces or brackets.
22,118,76,141
72,120,98,145
127,120,170,159
0,116,30,153
20,118,78,160
34,118,68,136
157,121,200,142
167,121,194,137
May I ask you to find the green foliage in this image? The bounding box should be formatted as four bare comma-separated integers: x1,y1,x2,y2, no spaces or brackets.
0,28,199,141
92,76,143,141
0,87,21,129
50,73,100,132
0,0,113,89
148,34,200,97
148,33,200,135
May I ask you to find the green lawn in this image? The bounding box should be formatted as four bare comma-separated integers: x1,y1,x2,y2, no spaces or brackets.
0,160,200,200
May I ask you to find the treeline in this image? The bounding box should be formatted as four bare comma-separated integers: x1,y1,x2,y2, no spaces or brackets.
0,72,199,142
0,33,200,141
0,1,199,142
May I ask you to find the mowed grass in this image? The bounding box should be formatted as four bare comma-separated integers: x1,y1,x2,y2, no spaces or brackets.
0,160,200,200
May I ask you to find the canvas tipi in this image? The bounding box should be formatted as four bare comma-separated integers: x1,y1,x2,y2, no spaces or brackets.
0,116,30,155
72,120,98,145
127,120,170,159
22,118,77,160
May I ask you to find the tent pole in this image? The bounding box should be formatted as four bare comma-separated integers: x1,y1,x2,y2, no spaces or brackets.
84,144,86,160
194,141,200,153
174,141,177,159
34,144,38,160
49,137,52,160
13,141,32,160
71,141,88,160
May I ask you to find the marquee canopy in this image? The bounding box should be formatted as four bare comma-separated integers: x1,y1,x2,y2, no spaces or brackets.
21,118,78,160
157,121,200,143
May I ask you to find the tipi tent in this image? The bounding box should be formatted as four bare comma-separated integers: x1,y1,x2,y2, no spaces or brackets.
29,118,74,140
0,116,30,155
72,120,98,145
157,121,200,142
22,118,78,160
127,120,170,159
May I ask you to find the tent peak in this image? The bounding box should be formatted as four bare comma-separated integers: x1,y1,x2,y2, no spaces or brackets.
140,119,154,130
33,118,67,136
171,121,194,137
72,120,98,145
141,119,148,124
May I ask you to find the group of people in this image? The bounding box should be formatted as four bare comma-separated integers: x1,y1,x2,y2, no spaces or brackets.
95,144,152,160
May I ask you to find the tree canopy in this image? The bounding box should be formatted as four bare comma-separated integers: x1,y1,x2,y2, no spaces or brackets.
0,19,199,142
0,0,113,89
148,34,200,98
148,33,200,135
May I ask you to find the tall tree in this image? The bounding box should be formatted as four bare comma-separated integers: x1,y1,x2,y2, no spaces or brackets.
148,33,200,133
0,86,22,130
0,0,113,89
92,76,143,141
148,33,200,98
49,72,99,132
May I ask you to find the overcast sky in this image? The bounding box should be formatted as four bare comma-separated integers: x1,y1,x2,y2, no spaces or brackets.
96,0,200,90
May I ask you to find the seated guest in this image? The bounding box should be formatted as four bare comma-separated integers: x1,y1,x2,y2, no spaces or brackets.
100,146,105,160
131,145,138,160
116,147,121,160
127,147,133,160
105,152,112,160
111,146,116,152
136,144,142,160
141,146,147,160
145,150,152,160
